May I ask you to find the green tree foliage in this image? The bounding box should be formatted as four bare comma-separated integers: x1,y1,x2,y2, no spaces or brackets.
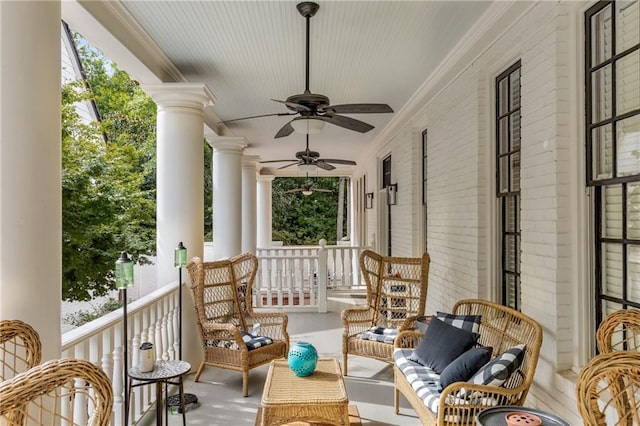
61,36,156,301
204,141,213,240
272,176,346,245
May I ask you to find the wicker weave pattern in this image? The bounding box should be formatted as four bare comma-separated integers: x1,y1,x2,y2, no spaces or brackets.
261,359,349,426
596,309,640,354
341,250,430,375
0,320,42,383
0,357,113,426
393,299,543,425
187,253,290,397
577,351,640,425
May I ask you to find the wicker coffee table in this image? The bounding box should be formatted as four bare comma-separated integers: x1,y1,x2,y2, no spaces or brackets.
260,358,349,426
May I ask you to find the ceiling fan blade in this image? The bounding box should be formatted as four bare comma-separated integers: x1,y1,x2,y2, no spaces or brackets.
220,112,297,124
278,161,301,170
322,103,394,114
274,121,295,138
315,160,336,171
313,188,332,193
284,188,304,193
317,114,375,133
271,99,311,112
260,159,297,164
319,158,357,166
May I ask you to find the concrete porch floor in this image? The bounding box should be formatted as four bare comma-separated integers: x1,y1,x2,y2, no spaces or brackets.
153,297,423,426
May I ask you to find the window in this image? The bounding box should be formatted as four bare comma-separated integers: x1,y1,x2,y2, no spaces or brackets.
422,130,428,252
496,61,522,310
585,0,640,328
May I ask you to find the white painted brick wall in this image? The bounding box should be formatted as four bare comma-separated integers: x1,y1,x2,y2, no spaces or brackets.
352,1,586,422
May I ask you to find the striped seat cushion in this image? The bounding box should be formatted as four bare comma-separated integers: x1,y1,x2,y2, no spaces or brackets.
357,326,398,344
206,330,273,351
394,348,441,414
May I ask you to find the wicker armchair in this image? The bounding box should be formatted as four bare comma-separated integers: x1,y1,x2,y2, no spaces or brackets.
394,299,543,425
0,319,42,382
596,308,640,353
341,249,430,375
577,351,640,425
187,253,289,397
0,357,113,426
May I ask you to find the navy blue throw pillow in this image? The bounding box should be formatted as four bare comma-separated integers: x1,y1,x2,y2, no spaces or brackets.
408,316,477,374
438,346,492,391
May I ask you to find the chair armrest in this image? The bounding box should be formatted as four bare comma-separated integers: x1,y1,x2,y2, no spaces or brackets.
247,312,289,341
394,330,423,349
200,322,247,348
341,306,374,337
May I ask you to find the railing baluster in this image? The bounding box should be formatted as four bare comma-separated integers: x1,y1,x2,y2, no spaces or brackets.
61,282,181,425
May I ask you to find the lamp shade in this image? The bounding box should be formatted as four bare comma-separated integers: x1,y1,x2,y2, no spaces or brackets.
115,251,134,289
290,117,325,134
174,241,187,268
298,163,316,173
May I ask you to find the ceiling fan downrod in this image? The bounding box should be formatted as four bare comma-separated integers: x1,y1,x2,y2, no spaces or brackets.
296,2,319,93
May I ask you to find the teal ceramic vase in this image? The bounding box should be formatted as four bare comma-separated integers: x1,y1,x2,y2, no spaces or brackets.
287,341,318,377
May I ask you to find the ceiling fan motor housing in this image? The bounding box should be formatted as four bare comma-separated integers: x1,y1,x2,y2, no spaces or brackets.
296,2,319,18
285,93,330,113
296,150,320,160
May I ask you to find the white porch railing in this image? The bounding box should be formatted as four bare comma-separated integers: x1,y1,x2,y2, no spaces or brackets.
256,240,366,312
56,243,366,424
61,282,180,426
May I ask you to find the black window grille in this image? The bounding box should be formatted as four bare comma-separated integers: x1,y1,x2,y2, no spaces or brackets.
496,61,522,310
585,0,640,329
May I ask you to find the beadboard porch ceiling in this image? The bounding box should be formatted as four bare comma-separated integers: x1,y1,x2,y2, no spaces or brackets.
64,1,492,176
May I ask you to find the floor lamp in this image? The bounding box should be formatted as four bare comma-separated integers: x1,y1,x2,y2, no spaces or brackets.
168,241,198,412
116,251,134,424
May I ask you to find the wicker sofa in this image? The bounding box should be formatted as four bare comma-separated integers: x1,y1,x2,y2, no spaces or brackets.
393,299,542,425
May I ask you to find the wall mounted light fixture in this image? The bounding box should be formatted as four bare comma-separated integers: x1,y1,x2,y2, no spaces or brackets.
387,183,398,205
365,192,374,209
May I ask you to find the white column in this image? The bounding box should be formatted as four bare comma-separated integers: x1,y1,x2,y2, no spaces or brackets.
241,156,260,254
0,1,62,361
143,84,214,369
257,174,275,248
143,83,215,286
211,137,247,259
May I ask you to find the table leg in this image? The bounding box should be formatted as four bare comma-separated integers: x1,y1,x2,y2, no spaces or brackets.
179,377,186,426
155,382,163,426
164,381,169,426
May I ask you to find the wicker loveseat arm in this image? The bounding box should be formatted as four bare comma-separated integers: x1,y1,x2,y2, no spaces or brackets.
437,380,525,422
394,330,422,349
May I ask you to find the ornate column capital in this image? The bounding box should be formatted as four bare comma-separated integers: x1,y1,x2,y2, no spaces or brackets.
142,83,215,110
257,173,275,183
210,136,248,153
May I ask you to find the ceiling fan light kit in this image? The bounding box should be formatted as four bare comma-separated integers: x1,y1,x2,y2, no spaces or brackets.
298,163,317,173
290,117,325,134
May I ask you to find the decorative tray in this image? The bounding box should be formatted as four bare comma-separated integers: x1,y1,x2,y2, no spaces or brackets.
476,406,570,426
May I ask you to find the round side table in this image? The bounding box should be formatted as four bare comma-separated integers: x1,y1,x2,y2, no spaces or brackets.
476,405,570,426
129,360,191,426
